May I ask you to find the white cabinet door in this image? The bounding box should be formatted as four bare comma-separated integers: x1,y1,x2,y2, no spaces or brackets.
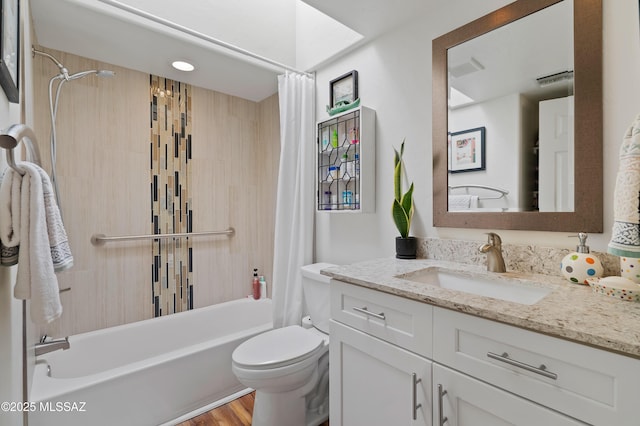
433,364,585,426
330,320,432,426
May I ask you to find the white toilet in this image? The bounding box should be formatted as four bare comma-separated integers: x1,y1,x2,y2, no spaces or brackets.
232,263,335,426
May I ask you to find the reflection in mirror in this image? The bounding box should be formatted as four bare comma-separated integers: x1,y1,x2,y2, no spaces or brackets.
447,0,573,213
432,0,603,232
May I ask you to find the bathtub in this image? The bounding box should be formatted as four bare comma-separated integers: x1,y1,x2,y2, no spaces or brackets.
29,298,272,426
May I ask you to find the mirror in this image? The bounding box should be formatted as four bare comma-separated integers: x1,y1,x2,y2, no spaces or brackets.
432,0,602,232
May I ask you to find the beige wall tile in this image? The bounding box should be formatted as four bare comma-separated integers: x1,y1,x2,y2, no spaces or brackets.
32,48,279,336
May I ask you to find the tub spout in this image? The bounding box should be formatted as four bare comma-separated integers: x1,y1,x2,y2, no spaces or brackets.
35,337,70,356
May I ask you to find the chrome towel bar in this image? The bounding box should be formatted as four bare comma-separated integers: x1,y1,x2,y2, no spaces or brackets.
91,227,235,246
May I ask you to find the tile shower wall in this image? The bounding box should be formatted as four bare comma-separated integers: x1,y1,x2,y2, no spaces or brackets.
32,48,279,337
150,76,194,316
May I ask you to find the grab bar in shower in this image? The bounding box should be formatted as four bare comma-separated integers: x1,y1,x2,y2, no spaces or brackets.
0,124,43,175
91,227,235,246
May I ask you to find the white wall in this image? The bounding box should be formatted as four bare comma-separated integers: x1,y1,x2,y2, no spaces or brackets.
0,1,35,424
314,0,640,264
449,93,522,210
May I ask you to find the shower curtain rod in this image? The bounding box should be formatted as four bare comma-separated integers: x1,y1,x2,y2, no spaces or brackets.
96,0,313,77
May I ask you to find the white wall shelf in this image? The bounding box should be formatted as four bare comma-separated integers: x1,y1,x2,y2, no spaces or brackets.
316,106,375,213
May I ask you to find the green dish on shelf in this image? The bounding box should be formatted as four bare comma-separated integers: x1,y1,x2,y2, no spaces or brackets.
326,98,360,116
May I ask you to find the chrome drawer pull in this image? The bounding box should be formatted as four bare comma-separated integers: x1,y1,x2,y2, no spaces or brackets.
412,373,422,420
487,351,558,380
437,384,448,425
352,306,386,320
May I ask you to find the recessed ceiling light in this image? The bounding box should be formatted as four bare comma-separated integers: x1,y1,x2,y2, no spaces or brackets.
172,61,195,72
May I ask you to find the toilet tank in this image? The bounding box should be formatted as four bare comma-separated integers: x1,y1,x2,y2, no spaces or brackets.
301,263,336,334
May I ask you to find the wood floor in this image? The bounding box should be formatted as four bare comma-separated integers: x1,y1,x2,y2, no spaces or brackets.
177,392,329,426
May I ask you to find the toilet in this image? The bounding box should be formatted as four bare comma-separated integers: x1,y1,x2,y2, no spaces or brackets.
231,263,335,426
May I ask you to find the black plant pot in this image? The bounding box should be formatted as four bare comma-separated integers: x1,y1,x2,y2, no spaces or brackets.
396,236,417,259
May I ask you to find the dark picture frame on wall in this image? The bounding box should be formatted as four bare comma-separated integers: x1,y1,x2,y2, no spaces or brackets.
329,70,358,108
449,126,486,173
0,0,19,103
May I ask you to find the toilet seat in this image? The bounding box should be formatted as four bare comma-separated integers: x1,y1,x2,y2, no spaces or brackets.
232,325,324,370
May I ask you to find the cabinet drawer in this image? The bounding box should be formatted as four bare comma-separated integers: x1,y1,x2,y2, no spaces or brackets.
433,364,585,426
433,307,640,426
331,279,432,357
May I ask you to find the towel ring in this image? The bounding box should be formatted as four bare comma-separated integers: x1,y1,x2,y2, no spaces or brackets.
0,124,43,175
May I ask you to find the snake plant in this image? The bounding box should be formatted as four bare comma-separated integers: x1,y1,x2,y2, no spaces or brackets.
392,140,414,238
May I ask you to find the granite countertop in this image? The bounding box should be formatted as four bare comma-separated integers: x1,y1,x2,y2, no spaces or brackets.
321,258,640,359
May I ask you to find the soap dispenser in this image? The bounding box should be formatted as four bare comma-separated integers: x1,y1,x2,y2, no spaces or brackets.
560,233,603,284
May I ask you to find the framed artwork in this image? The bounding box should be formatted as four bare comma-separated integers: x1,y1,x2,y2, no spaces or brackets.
0,0,18,103
329,70,358,108
449,126,485,173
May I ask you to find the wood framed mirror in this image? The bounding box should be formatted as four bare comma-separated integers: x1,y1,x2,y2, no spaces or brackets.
432,0,602,232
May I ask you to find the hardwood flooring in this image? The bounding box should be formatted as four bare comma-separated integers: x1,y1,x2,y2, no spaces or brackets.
176,392,329,426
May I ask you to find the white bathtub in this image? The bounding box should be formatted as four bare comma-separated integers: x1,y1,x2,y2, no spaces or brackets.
29,298,272,426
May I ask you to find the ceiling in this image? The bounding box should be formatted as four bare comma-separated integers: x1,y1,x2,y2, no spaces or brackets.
30,0,431,102
448,0,573,109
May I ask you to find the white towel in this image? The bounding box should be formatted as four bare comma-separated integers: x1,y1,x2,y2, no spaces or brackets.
0,163,73,324
608,114,640,258
448,194,479,211
0,170,21,265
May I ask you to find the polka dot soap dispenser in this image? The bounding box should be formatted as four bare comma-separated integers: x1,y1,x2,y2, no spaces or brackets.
561,233,603,284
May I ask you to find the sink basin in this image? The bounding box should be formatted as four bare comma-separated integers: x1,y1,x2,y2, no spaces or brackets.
398,267,552,305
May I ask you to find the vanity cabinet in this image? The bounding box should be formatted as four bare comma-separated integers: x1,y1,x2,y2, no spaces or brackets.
433,306,639,426
329,279,640,426
317,106,375,213
330,321,431,426
329,280,433,425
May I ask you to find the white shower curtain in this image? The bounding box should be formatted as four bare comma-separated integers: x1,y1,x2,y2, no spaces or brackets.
272,72,315,328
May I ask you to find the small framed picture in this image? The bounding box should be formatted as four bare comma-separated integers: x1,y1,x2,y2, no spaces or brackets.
449,127,485,173
0,0,19,103
329,70,358,108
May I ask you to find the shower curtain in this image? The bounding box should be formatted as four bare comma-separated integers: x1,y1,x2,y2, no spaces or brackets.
272,72,315,328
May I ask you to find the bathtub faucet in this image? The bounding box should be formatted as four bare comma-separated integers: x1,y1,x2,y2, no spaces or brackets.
35,336,70,356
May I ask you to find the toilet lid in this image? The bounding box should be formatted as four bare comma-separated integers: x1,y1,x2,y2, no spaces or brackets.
233,325,324,370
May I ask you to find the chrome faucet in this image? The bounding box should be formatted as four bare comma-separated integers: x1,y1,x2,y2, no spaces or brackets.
479,232,506,273
34,336,70,356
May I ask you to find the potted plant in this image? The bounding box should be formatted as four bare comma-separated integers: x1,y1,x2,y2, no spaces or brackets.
392,140,416,259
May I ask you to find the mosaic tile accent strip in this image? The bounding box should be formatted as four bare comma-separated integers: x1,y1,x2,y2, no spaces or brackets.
150,75,193,317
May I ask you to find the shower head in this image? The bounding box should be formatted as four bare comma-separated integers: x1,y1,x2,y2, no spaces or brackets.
96,70,116,78
67,69,116,81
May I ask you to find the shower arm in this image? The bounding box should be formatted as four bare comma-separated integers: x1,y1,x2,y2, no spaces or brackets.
32,47,115,81
32,47,69,80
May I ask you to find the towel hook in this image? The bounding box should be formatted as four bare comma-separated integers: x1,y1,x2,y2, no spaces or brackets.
0,124,42,175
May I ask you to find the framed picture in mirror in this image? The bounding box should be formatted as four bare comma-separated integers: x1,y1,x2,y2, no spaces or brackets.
449,127,485,173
